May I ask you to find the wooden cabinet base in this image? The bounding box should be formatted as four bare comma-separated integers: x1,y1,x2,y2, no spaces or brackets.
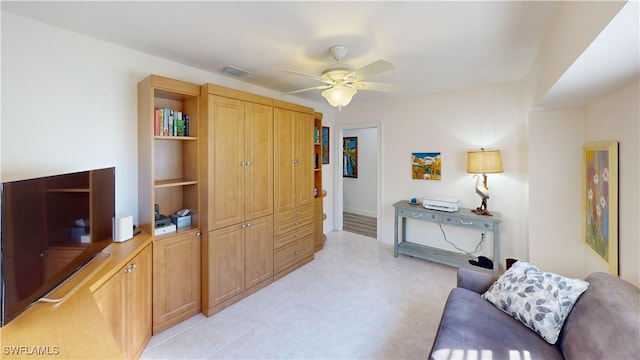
203,277,273,317
274,254,313,281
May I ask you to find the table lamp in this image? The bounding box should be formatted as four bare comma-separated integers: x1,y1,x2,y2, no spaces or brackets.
467,148,503,216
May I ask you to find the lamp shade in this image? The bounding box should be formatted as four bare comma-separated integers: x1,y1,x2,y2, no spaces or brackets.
467,149,503,174
322,86,357,109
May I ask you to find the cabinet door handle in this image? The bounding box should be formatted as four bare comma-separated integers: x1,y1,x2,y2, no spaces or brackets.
294,233,299,238
245,161,251,166
196,232,201,237
295,251,300,256
411,212,423,218
241,224,246,229
240,161,246,166
295,221,300,226
246,223,251,227
460,220,473,225
125,263,137,273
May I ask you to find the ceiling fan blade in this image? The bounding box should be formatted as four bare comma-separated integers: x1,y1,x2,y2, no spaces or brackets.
351,60,395,81
282,70,333,84
282,85,331,95
350,81,402,93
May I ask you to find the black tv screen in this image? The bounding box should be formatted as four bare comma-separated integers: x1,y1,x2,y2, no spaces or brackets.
0,167,115,326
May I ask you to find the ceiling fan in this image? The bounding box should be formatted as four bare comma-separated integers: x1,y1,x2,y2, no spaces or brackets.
283,45,401,110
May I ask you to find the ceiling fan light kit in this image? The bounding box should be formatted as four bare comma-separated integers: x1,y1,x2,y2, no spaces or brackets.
283,45,400,110
321,86,357,111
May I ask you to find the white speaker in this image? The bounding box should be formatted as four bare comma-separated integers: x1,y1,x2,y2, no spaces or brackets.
113,213,133,242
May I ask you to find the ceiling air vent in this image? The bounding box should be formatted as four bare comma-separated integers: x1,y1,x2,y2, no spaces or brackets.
221,65,251,77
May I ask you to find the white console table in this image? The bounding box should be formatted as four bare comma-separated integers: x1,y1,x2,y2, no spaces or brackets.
393,200,501,274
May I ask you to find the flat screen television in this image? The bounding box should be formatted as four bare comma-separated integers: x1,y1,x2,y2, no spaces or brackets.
0,167,115,326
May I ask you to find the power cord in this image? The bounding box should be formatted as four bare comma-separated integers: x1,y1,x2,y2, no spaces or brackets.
438,223,484,256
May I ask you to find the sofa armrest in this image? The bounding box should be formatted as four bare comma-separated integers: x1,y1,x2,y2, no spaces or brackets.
457,268,498,294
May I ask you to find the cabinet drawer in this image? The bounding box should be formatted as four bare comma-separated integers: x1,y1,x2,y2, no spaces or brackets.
274,205,314,237
274,236,313,274
397,207,441,222
442,215,496,231
274,223,313,248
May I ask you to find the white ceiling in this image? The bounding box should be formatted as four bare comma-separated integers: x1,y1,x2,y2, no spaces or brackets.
1,1,636,108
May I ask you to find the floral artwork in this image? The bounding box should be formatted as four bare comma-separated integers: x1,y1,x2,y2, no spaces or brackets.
583,142,618,275
412,152,441,180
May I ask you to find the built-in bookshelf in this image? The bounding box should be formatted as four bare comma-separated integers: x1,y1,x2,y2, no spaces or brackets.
138,79,200,235
313,112,326,251
137,75,202,334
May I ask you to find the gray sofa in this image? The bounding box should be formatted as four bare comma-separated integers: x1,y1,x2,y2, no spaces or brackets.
430,268,640,360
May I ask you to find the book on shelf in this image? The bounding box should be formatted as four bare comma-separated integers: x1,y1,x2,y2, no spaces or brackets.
154,109,159,136
314,127,320,143
168,110,174,136
162,108,169,136
157,108,164,136
155,107,189,137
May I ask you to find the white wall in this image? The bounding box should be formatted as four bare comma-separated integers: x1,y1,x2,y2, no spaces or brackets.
528,108,586,276
336,81,529,267
528,82,639,285
584,82,639,284
525,0,639,286
1,11,333,224
343,128,377,217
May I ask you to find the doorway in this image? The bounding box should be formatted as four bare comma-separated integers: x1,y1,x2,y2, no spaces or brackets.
334,123,382,241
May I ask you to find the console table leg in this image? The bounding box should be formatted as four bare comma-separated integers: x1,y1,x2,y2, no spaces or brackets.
394,209,399,257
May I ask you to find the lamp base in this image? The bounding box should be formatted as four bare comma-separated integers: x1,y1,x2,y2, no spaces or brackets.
472,198,494,216
472,208,494,216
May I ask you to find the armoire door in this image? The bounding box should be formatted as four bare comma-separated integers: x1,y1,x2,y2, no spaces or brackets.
244,102,273,220
208,95,244,230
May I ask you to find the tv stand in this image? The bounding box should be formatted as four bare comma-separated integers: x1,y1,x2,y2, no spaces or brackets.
393,201,501,274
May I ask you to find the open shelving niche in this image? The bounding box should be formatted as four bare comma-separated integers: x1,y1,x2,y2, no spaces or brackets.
139,82,201,237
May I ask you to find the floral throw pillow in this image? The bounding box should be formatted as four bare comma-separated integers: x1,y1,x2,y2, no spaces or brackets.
481,261,589,344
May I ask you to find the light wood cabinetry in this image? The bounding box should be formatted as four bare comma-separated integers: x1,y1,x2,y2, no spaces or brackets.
273,107,315,279
200,86,275,316
151,230,201,333
205,96,273,230
138,75,201,334
274,108,315,212
93,243,152,359
207,215,273,310
3,234,152,360
313,112,326,252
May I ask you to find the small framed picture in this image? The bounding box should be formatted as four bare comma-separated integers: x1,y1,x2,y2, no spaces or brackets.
322,127,330,164
411,152,441,180
343,137,357,178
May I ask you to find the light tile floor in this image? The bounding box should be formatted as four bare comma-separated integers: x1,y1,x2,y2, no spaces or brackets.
141,230,457,359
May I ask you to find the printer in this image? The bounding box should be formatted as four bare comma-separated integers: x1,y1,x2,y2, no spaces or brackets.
423,197,460,212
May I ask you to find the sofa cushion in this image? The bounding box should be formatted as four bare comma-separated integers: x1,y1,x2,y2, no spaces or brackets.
430,287,564,360
481,261,589,344
559,272,640,360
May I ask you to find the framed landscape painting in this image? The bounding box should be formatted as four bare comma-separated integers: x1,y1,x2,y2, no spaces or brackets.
411,152,441,180
583,141,618,275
